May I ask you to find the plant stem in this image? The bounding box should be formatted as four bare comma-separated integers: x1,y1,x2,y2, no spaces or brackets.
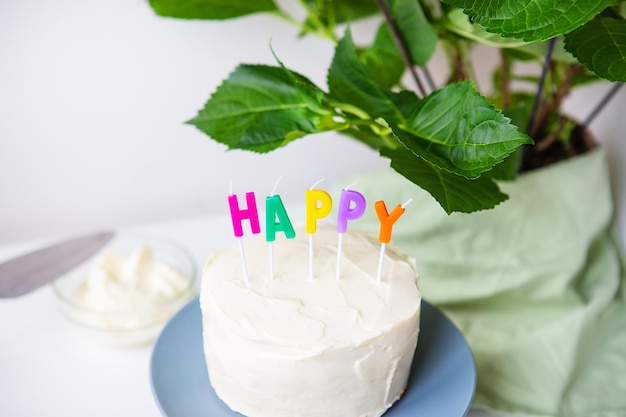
582,83,624,128
444,38,472,83
421,65,436,92
296,0,337,41
499,49,510,108
374,0,427,97
271,10,301,27
526,38,556,137
532,63,582,141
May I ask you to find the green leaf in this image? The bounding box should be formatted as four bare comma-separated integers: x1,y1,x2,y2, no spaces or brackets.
443,0,614,42
443,8,527,47
565,16,626,82
187,64,331,152
359,24,405,90
489,95,533,181
488,147,524,180
303,0,379,25
332,0,379,22
386,0,438,65
381,147,509,213
328,30,402,120
396,81,533,179
147,0,277,19
388,90,421,119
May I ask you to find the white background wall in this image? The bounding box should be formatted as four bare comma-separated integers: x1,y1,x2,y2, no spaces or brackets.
1,0,626,245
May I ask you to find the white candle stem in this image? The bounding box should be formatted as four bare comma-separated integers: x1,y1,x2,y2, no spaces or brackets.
237,238,249,284
336,233,343,281
309,234,314,282
269,242,274,281
377,243,387,286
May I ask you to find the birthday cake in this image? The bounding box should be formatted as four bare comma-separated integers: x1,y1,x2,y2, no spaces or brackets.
199,224,421,417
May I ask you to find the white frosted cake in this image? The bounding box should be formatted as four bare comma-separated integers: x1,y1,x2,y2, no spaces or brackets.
200,224,421,417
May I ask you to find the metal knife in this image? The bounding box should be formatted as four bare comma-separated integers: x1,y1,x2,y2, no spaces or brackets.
0,231,115,298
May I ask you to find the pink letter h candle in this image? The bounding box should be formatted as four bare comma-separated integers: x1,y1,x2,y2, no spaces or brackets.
228,192,261,237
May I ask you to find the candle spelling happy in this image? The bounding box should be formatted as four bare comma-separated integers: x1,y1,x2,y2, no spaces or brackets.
228,181,412,285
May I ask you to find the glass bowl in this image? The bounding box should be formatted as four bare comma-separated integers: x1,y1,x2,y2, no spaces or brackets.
51,233,197,347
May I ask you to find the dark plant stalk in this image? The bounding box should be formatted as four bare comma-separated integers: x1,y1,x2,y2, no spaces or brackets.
499,49,510,108
526,38,556,137
532,63,582,143
421,66,436,92
375,0,427,97
582,83,624,128
527,39,556,136
446,38,472,82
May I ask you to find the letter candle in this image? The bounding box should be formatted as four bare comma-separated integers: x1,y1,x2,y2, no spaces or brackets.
227,182,261,283
305,179,332,281
374,198,413,285
265,177,295,280
336,184,366,280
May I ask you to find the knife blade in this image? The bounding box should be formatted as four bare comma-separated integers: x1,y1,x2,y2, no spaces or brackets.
0,231,115,298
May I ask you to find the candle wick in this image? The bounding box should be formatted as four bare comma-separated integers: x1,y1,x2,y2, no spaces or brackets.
343,181,358,192
270,176,282,196
309,178,325,190
401,198,413,209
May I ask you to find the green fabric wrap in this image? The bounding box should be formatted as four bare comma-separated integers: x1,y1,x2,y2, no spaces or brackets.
335,148,626,417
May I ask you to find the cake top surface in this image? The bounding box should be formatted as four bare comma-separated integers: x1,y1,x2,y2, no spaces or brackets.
201,224,420,353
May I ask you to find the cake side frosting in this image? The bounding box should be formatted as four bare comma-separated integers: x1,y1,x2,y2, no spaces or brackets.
200,224,421,417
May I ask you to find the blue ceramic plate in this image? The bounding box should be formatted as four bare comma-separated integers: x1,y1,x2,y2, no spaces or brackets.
150,297,476,417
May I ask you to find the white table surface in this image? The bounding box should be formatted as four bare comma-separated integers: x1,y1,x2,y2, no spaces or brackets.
0,214,497,417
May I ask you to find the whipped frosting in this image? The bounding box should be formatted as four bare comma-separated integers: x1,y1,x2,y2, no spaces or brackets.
74,246,190,327
200,224,420,417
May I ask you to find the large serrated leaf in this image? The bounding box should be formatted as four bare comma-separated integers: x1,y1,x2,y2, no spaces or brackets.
381,147,509,213
303,0,379,25
396,82,532,179
388,90,421,119
443,8,527,47
565,16,626,82
359,24,405,90
147,0,277,19
328,30,403,121
187,64,330,152
386,0,438,65
443,0,613,42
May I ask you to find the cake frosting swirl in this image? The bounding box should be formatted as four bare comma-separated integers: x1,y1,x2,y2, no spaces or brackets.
200,224,421,417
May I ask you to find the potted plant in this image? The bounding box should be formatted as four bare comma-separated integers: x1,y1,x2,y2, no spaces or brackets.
147,1,626,416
